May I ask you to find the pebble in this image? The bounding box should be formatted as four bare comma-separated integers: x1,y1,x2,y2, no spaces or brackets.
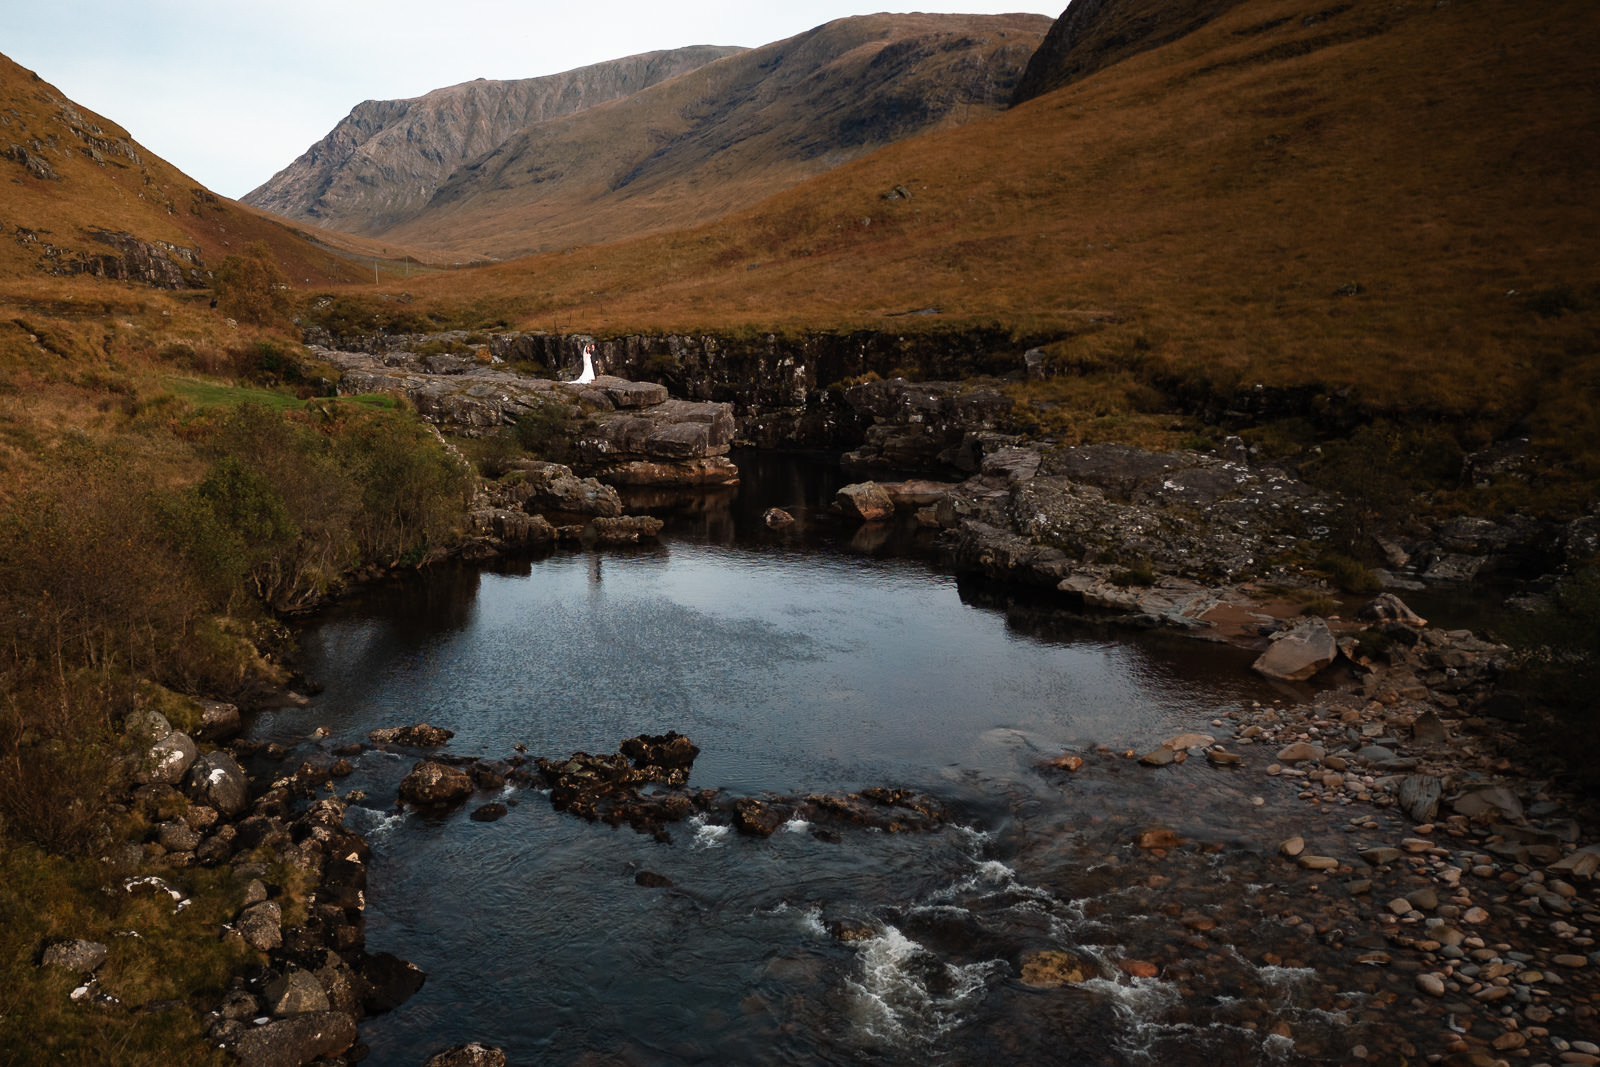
1417,973,1446,996
1279,836,1306,858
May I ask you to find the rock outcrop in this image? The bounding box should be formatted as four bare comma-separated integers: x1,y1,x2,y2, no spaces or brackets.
315,343,738,490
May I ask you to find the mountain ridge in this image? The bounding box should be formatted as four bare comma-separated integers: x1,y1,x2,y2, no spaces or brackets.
243,45,746,236
249,13,1051,259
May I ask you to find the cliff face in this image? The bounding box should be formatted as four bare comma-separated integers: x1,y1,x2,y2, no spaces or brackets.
1011,0,1249,104
241,46,745,234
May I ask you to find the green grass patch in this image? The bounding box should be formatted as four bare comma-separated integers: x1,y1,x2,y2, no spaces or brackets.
166,378,301,413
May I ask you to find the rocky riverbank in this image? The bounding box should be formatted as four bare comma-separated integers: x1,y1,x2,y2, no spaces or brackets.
1029,602,1600,1065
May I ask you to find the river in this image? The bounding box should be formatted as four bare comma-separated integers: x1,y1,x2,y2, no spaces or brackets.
246,451,1388,1065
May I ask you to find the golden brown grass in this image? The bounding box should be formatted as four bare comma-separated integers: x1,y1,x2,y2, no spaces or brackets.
366,0,1595,454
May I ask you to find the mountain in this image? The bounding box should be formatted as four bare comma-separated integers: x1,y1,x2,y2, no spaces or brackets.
1011,0,1248,103
401,0,1596,451
0,54,363,289
252,13,1051,260
242,46,745,236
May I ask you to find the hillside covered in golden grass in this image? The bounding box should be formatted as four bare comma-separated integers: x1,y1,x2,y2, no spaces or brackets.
370,0,1596,496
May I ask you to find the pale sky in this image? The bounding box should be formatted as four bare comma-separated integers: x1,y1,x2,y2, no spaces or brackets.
7,2,1063,200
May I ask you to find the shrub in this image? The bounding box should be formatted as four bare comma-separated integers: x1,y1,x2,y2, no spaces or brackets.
1315,551,1382,594
513,397,579,462
214,242,294,327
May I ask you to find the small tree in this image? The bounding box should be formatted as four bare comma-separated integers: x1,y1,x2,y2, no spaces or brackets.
214,241,294,326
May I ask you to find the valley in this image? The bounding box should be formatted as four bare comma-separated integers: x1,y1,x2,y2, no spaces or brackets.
0,0,1596,1064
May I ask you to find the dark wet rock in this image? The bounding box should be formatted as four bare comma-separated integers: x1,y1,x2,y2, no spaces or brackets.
358,952,426,1014
263,968,331,1017
469,803,507,823
232,1010,357,1067
471,760,512,790
834,481,895,522
195,698,243,741
764,507,796,528
237,901,283,952
801,788,947,833
533,732,708,835
398,761,474,806
40,938,107,974
620,732,700,771
422,1042,508,1067
1019,948,1096,987
733,797,789,837
1253,618,1338,682
587,514,664,543
183,751,249,816
369,723,454,747
634,871,674,888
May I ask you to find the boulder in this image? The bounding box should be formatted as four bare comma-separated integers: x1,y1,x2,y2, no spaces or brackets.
195,699,243,741
369,723,454,747
423,1043,509,1067
1453,785,1524,822
1019,949,1094,987
358,952,427,1014
231,1011,357,1067
398,761,474,806
732,798,787,837
469,803,508,823
40,939,108,974
834,482,895,522
157,820,202,852
237,901,283,952
763,507,796,528
620,732,700,771
511,461,623,518
144,730,198,786
263,968,331,1016
183,751,249,816
1253,618,1338,682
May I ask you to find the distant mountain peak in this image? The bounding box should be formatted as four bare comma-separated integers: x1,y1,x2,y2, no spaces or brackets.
242,45,747,234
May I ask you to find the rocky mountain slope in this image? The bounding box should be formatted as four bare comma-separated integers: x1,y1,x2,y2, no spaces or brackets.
0,54,363,288
249,13,1050,259
242,46,745,236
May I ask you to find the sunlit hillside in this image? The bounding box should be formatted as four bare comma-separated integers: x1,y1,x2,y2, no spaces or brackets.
378,0,1596,474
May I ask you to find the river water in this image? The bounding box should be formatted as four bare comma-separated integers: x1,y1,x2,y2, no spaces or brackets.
250,452,1389,1065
